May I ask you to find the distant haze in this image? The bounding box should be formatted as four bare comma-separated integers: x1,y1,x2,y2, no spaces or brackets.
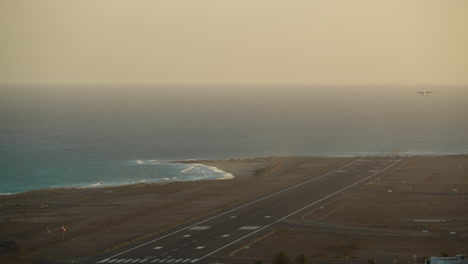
1,84,467,156
1,0,468,85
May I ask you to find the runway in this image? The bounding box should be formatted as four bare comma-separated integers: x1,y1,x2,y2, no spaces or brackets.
92,157,403,264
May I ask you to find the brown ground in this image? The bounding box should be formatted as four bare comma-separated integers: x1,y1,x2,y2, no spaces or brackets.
0,156,467,263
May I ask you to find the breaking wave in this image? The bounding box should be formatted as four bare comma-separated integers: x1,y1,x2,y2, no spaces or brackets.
129,159,235,183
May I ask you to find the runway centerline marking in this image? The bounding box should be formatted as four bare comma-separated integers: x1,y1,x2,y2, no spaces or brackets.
188,226,211,230
239,226,261,230
105,159,363,259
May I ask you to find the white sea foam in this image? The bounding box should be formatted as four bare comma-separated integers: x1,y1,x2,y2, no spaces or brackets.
215,173,234,180
136,160,145,164
181,165,195,173
192,163,235,180
90,182,102,187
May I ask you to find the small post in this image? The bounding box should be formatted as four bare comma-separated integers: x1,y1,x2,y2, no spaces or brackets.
62,226,66,240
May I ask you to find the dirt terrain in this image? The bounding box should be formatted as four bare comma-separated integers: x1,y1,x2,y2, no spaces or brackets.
0,156,467,264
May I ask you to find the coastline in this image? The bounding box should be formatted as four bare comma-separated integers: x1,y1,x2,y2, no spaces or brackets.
0,158,265,196
0,155,467,263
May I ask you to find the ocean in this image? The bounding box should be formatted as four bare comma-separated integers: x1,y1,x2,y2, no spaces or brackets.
1,85,467,194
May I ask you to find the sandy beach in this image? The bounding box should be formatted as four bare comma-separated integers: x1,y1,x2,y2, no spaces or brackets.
0,155,467,264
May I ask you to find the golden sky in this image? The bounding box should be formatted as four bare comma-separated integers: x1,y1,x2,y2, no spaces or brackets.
1,0,467,85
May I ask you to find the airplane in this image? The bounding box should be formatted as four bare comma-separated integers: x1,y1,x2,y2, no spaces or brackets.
416,89,434,96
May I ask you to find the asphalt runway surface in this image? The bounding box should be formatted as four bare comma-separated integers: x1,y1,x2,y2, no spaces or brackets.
91,157,404,264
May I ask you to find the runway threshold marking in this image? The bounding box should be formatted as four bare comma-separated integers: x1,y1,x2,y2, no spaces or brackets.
196,159,402,262
104,159,362,260
99,259,205,264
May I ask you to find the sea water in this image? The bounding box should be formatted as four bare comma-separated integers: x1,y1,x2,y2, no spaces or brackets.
1,85,467,194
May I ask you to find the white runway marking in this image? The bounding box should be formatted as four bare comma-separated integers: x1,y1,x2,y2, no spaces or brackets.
221,234,230,237
98,259,205,264
367,170,379,172
153,246,163,249
264,216,271,218
337,170,347,172
183,235,191,237
238,226,261,230
229,216,237,218
195,246,205,249
188,226,211,230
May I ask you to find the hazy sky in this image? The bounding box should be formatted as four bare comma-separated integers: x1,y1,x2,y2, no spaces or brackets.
1,0,467,85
